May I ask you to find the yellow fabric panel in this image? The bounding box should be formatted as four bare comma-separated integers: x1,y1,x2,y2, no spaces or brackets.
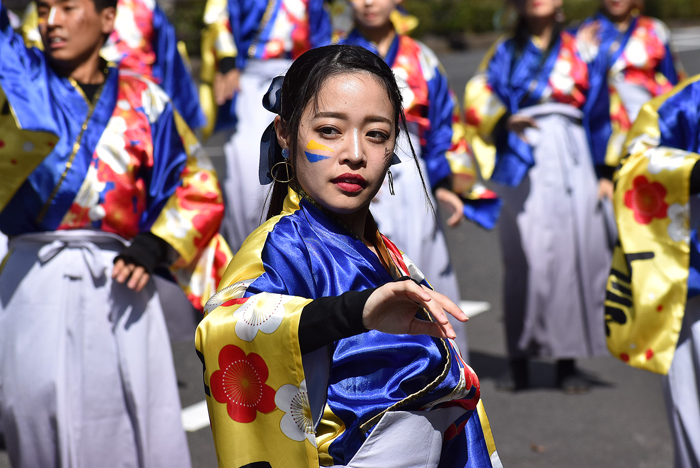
199,0,237,140
604,90,627,168
476,400,498,459
150,110,223,264
0,88,59,213
389,9,418,36
315,404,346,466
463,39,507,182
196,295,317,468
606,75,700,374
196,189,319,467
21,2,43,50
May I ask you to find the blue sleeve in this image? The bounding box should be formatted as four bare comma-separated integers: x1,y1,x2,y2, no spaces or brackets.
582,45,613,169
423,64,454,188
140,101,188,229
307,0,331,49
0,0,58,134
658,43,681,86
228,0,246,70
657,83,699,152
151,4,206,130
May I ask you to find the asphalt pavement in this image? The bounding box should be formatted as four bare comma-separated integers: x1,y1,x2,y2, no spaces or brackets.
4,29,700,468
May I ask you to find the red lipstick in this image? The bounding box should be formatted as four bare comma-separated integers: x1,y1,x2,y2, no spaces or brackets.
332,173,367,193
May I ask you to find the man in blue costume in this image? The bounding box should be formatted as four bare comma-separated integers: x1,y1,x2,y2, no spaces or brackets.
0,0,230,465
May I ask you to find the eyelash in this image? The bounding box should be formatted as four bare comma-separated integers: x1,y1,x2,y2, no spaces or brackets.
317,127,390,143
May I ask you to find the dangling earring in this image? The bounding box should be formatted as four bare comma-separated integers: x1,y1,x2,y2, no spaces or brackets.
387,169,395,196
281,148,290,159
271,160,294,183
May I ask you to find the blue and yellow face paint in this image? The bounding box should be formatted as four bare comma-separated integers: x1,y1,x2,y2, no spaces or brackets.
304,140,333,163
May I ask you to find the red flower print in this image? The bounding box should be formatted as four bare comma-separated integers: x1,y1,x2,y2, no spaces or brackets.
624,175,668,224
210,345,276,423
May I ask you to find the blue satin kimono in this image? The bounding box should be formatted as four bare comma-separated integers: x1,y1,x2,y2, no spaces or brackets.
196,187,501,467
468,30,608,186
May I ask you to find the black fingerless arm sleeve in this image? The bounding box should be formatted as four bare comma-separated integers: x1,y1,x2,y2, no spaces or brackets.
114,232,170,275
298,288,376,354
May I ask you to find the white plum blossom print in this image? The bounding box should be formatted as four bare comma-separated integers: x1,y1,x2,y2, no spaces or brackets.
417,44,439,82
393,67,416,110
165,208,193,239
73,165,106,221
114,6,143,49
233,293,290,342
141,82,170,123
551,59,575,95
275,380,316,446
645,147,691,174
667,203,690,243
95,116,130,174
625,38,649,68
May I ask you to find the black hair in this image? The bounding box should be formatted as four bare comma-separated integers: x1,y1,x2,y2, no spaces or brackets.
512,15,562,60
93,0,117,12
265,44,433,220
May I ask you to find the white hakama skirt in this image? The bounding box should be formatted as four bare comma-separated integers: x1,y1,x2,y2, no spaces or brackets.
663,294,700,468
496,103,612,359
221,58,293,254
0,230,190,468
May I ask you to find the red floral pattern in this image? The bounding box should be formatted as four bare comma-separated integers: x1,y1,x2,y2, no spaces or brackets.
549,32,589,108
624,175,668,224
210,345,276,423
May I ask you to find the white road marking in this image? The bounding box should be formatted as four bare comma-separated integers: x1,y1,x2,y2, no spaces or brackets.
673,27,700,52
181,400,210,432
459,300,490,318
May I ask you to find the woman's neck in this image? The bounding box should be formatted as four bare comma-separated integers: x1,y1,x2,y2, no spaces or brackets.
603,9,635,31
336,206,370,243
358,22,396,58
525,16,555,49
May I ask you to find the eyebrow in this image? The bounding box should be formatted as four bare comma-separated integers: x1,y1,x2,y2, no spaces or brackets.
313,111,392,125
37,0,71,6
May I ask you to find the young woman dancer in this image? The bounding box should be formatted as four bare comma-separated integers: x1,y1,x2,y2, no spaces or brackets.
576,0,684,171
464,0,612,392
196,45,502,467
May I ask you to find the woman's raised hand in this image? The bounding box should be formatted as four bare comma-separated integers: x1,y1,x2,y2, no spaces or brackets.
435,188,465,227
362,279,468,339
506,114,538,143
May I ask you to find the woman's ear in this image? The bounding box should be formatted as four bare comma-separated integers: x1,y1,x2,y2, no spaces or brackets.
274,116,290,151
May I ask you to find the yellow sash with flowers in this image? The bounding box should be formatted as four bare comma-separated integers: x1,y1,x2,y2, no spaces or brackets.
606,75,700,374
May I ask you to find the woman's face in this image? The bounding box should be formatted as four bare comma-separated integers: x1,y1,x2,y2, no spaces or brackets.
601,0,637,20
350,0,400,31
515,0,562,19
285,72,396,218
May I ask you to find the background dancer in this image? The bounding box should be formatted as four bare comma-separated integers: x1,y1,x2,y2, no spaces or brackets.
21,0,206,130
464,0,612,392
576,0,684,175
0,0,230,464
199,0,331,253
605,76,700,468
